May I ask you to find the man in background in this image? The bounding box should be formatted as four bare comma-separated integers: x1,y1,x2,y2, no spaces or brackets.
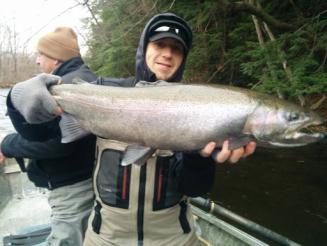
0,27,97,246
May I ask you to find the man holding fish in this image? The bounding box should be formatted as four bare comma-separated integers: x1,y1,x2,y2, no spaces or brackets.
3,13,257,245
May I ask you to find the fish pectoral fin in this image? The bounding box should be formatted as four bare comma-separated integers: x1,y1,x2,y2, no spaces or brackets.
59,113,91,143
121,145,155,166
228,136,255,150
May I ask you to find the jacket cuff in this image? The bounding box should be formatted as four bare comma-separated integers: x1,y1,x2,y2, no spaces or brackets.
0,134,13,157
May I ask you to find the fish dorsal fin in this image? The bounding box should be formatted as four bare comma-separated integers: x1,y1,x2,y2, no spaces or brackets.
72,77,90,85
121,145,155,166
136,80,182,87
59,113,91,143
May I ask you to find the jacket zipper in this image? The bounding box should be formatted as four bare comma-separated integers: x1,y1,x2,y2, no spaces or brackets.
122,166,128,200
137,165,146,246
156,166,163,202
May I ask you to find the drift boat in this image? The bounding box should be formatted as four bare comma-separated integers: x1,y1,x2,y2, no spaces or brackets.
0,154,300,246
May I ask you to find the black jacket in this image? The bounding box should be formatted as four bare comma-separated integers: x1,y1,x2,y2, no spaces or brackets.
1,57,97,189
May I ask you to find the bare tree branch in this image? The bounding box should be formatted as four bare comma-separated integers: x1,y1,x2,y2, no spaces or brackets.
80,0,100,27
229,1,296,31
23,3,80,46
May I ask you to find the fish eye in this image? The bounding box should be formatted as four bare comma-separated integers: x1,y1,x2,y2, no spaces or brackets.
286,112,300,121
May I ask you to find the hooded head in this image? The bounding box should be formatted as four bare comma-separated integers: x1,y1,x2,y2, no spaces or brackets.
135,13,192,82
37,27,81,62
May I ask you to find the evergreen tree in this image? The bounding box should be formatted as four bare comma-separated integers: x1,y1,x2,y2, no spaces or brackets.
84,0,327,102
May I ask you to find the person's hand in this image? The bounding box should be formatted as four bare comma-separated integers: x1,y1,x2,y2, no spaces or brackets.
200,140,256,163
10,73,63,124
0,135,6,165
0,151,6,165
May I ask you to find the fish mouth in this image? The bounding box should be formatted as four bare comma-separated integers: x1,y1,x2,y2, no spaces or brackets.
295,123,327,144
301,124,327,135
271,119,326,147
298,115,327,136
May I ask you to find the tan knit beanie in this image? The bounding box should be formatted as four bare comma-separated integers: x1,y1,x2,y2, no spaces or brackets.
37,27,81,62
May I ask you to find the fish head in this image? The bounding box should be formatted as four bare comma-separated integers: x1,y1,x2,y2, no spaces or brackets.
245,100,326,147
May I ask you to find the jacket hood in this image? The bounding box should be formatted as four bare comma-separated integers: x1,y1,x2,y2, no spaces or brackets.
135,13,192,82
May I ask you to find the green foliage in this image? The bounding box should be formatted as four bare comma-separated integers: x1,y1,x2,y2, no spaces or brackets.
239,16,327,98
85,0,149,77
84,0,327,99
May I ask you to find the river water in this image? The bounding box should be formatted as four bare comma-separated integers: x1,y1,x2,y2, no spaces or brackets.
0,88,15,135
0,88,326,245
212,144,327,245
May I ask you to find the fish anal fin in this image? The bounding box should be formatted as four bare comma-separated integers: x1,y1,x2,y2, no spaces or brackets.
121,145,155,166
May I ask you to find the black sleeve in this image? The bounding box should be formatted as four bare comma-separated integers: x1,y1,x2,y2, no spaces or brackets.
6,90,60,141
1,133,76,160
175,152,216,197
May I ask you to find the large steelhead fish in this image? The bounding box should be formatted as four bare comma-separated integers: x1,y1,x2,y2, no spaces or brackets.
50,81,325,165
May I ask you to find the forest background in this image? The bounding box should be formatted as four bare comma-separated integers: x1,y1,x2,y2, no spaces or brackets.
0,0,326,109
